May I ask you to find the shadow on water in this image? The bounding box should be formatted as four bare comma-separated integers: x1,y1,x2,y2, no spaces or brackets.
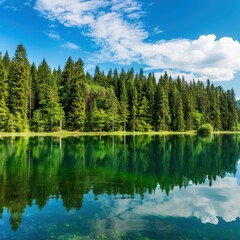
0,134,239,233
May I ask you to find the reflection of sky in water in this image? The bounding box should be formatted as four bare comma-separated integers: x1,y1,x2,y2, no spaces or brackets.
1,173,240,239
101,160,240,226
123,177,240,225
75,160,240,227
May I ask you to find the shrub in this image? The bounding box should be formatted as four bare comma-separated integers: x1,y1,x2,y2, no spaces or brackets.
51,126,61,132
197,124,213,135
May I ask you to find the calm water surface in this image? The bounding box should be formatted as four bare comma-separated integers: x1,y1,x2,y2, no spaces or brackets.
0,135,240,239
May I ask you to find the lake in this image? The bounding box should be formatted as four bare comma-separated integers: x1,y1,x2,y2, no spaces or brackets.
0,135,240,239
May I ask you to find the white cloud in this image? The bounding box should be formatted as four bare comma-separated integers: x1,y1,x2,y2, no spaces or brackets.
61,41,79,50
45,31,61,41
34,0,240,81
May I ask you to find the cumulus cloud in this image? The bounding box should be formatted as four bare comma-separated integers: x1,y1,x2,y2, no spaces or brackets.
34,0,240,81
61,41,79,50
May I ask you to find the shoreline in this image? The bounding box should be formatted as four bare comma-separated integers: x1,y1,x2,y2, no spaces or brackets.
0,130,240,137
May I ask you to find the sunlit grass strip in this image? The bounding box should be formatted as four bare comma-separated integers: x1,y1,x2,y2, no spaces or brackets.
1,130,240,138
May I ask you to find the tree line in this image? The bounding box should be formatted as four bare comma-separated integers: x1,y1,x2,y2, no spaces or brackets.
0,44,239,132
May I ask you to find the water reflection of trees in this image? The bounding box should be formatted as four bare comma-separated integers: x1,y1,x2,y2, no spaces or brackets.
0,134,239,230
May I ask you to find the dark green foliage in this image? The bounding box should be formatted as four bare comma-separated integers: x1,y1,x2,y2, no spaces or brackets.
170,84,185,131
0,44,239,132
128,79,138,131
89,101,107,131
31,109,45,132
68,59,86,131
2,51,10,72
0,57,10,131
32,59,63,131
86,85,120,132
136,96,152,131
154,83,170,131
29,63,38,120
197,124,213,135
227,89,238,130
8,44,30,131
105,88,119,131
59,57,75,118
85,72,92,84
119,69,129,131
145,73,156,128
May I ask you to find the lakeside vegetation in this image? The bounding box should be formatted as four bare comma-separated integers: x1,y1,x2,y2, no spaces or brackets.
0,44,239,133
0,130,196,138
1,130,240,138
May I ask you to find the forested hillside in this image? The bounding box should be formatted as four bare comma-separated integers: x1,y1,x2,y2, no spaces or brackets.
0,44,239,132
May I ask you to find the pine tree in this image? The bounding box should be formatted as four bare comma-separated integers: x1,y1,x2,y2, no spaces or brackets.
155,84,171,131
145,73,156,128
55,66,62,87
2,51,10,73
85,72,92,85
128,79,138,132
219,90,229,130
68,59,86,131
136,96,152,131
196,81,210,124
8,44,30,131
106,69,113,87
211,87,221,131
33,59,63,131
59,57,75,118
31,109,45,132
0,57,10,131
119,69,129,131
93,66,106,86
105,88,119,131
29,63,38,120
170,84,185,131
227,89,238,130
184,89,195,131
113,68,119,98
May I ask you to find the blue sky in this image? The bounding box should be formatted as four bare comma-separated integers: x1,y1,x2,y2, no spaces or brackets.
1,0,240,96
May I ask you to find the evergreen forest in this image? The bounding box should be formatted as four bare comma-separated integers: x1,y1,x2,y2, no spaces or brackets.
0,44,239,133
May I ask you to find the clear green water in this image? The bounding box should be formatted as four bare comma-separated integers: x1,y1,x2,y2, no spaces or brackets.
0,135,240,240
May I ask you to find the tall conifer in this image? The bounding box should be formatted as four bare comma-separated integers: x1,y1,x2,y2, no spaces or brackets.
8,44,30,131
